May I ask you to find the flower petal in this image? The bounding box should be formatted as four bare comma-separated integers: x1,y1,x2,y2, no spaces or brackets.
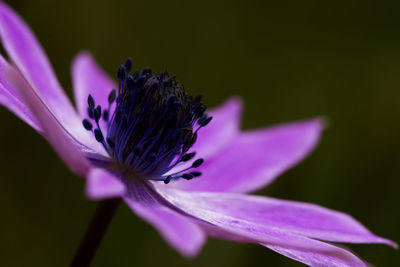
156,186,367,266
72,52,116,120
0,54,40,131
166,97,242,177
0,3,104,154
159,187,395,247
176,118,324,193
264,241,366,267
123,181,206,257
86,168,126,200
191,97,242,159
4,61,90,177
0,83,39,130
206,222,366,267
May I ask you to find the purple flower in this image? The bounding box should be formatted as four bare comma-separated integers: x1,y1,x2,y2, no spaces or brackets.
0,3,396,266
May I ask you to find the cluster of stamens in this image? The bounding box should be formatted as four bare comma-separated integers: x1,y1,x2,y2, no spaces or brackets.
82,58,212,184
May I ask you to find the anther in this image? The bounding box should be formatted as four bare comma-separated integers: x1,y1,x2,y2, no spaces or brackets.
182,173,194,180
88,107,94,119
103,110,109,121
82,119,93,131
108,90,116,104
190,171,202,177
94,105,102,122
164,176,172,184
118,65,127,81
192,158,204,168
181,152,196,162
124,57,132,73
88,95,95,108
94,128,104,142
199,115,213,127
194,105,206,118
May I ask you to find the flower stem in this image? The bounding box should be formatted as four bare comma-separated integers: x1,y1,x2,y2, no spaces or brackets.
70,198,121,267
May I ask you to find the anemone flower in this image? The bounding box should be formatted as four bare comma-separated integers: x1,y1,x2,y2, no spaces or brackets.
0,2,395,267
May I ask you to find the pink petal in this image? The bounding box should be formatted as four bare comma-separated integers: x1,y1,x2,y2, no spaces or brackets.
167,97,242,178
157,189,366,266
157,187,394,247
205,221,366,267
202,217,366,267
155,186,373,266
264,241,366,267
176,118,325,193
0,83,39,129
86,168,126,200
0,55,40,131
0,3,104,154
156,186,310,248
159,187,395,247
123,180,206,257
4,61,90,177
72,52,116,122
191,97,242,159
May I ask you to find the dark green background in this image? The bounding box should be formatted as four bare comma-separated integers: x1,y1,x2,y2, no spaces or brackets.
0,0,399,266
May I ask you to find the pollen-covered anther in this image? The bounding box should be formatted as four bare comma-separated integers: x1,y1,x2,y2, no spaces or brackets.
82,58,211,183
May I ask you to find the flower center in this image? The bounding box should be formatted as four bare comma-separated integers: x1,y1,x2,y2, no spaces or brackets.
82,58,211,184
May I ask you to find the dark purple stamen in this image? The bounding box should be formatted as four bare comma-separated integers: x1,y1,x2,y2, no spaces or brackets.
181,152,196,162
190,172,202,177
88,107,94,119
82,119,93,131
108,90,116,104
82,58,211,183
182,173,194,180
103,110,109,121
94,105,101,122
192,158,204,168
88,95,95,108
94,128,104,142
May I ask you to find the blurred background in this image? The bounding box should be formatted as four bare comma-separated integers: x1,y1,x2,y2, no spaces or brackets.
0,0,399,266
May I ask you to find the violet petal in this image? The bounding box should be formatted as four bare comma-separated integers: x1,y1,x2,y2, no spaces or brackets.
0,54,41,131
191,97,242,159
166,97,242,176
72,51,116,133
0,2,104,154
4,60,90,177
175,118,324,193
203,220,366,267
123,180,206,257
156,186,395,264
158,187,395,247
86,168,126,200
263,241,366,267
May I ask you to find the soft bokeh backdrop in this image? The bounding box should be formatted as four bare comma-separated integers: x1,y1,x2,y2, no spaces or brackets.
1,0,399,266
